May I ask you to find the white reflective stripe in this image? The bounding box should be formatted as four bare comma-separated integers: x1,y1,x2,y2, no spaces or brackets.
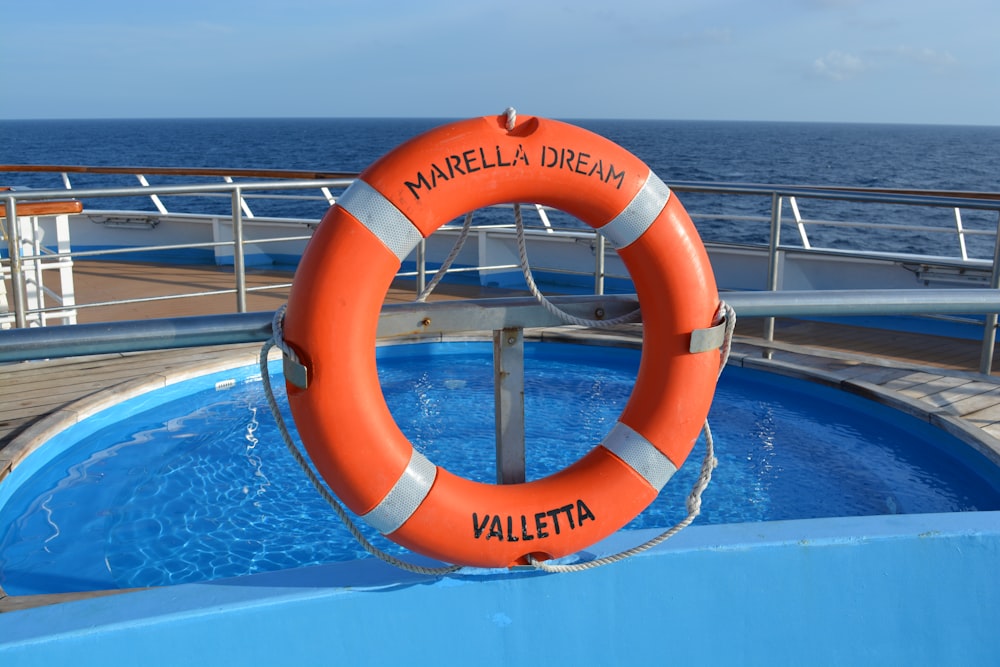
361,449,437,534
600,421,677,491
598,172,671,249
336,179,424,261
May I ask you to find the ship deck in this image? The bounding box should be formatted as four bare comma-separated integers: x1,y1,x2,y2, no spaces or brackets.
4,259,1000,613
3,260,1000,469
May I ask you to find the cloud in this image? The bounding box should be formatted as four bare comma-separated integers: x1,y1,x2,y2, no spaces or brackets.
890,46,958,71
810,45,959,82
812,50,867,80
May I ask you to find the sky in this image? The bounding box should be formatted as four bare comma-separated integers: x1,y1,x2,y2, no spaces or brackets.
1,0,997,125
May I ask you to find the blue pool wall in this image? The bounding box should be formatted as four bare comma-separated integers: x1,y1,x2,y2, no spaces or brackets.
1,511,998,666
3,340,1000,664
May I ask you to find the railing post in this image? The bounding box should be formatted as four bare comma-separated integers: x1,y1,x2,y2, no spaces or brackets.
955,207,969,261
494,326,526,484
224,176,253,218
789,196,811,249
416,238,426,295
3,195,28,328
231,188,247,313
978,210,1000,374
594,231,605,295
136,174,168,214
762,193,783,355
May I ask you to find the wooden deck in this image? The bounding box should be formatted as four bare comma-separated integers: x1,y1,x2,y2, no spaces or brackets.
3,259,1000,472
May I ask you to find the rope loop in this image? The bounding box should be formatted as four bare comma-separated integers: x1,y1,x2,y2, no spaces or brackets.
260,298,734,575
261,313,461,577
258,109,737,574
513,202,643,327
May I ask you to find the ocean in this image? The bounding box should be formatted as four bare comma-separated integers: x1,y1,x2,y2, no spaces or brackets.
3,117,1000,255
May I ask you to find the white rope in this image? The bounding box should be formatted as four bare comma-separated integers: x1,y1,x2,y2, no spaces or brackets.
256,105,737,574
415,107,517,302
514,202,642,327
259,306,461,576
260,301,734,575
416,211,474,303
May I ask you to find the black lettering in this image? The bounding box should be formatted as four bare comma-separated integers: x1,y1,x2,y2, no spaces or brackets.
430,162,449,189
495,145,511,167
474,503,593,541
575,152,591,175
473,512,490,538
577,499,596,525
520,515,534,541
446,154,465,178
505,515,519,542
588,159,605,181
563,504,577,530
561,148,574,169
546,504,574,534
606,165,626,189
480,146,497,170
404,171,433,200
513,144,529,166
546,508,561,535
534,511,550,539
488,514,504,540
541,145,557,168
462,149,480,173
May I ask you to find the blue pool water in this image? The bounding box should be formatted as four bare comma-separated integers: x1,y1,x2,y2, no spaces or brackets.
2,342,999,595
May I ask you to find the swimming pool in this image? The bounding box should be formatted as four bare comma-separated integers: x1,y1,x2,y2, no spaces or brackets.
1,341,999,595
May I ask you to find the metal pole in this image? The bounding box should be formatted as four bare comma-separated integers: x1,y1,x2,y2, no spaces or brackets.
416,238,426,295
762,193,783,355
978,210,1000,374
232,188,247,313
3,195,28,328
493,326,526,484
594,232,606,295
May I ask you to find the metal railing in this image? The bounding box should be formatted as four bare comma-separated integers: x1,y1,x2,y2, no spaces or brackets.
4,290,1000,484
4,167,1000,372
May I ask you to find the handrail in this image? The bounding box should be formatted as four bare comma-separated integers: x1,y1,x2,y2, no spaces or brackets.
3,290,1000,364
6,166,1000,201
668,179,1000,203
0,164,359,180
0,178,354,201
5,168,1000,371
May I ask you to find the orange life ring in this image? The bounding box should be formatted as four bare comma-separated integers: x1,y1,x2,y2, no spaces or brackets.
283,114,721,568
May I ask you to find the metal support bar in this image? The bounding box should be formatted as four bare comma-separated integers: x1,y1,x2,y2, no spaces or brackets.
979,210,1000,374
5,290,1000,364
232,188,247,313
136,174,168,214
416,238,426,295
594,232,606,295
494,327,526,484
763,193,783,354
3,195,27,328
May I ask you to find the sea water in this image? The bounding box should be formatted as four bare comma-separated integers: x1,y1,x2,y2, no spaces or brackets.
3,117,1000,255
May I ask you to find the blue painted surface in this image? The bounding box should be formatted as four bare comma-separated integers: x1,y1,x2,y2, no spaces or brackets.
2,511,998,666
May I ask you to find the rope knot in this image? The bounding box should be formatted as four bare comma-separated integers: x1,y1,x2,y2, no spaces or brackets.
504,107,517,131
270,304,299,364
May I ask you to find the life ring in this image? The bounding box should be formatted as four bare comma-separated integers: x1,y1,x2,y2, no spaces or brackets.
282,113,721,567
